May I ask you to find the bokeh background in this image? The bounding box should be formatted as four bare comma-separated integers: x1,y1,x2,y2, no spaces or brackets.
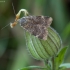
0,0,70,70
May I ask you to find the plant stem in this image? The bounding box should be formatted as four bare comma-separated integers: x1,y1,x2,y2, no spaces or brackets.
52,57,55,70
44,60,51,70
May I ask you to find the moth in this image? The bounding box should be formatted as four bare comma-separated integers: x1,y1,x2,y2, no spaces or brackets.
10,9,53,40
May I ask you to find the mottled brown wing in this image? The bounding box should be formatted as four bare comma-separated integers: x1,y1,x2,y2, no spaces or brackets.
19,16,52,40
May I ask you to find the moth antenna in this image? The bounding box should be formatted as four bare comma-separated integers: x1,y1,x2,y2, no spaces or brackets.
12,2,16,16
1,23,10,30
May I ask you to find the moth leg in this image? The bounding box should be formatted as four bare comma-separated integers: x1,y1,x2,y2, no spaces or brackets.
16,9,29,18
10,9,29,28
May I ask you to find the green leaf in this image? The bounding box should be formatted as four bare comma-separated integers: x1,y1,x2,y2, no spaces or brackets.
62,23,70,41
60,63,70,68
19,66,47,70
54,47,67,69
59,67,66,70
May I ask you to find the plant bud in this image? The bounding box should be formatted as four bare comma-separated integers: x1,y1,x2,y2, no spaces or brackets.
25,27,62,60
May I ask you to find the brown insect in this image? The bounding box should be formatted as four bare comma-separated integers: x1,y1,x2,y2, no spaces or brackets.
10,9,53,40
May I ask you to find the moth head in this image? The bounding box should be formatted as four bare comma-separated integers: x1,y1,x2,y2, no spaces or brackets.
10,20,18,28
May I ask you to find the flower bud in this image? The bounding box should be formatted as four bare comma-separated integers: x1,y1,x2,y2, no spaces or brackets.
25,27,62,60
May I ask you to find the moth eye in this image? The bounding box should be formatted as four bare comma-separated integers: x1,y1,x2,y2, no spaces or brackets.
18,17,27,26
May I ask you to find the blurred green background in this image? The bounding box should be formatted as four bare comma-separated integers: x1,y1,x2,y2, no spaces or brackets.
0,0,70,70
